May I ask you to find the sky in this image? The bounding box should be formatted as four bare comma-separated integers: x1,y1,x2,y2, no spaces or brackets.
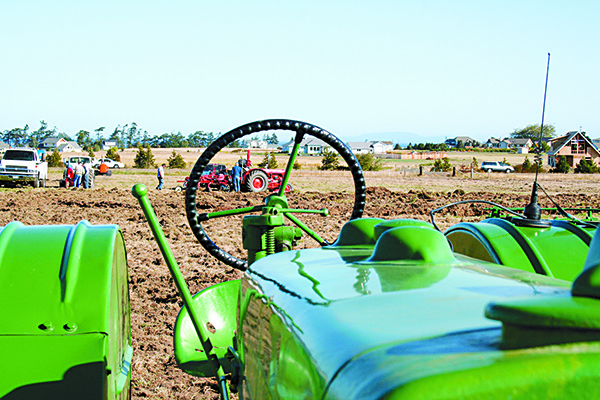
1,0,598,143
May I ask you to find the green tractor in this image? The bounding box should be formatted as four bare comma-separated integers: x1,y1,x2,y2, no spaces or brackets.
132,119,600,399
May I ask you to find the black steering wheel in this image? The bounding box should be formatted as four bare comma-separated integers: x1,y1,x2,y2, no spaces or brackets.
185,119,366,270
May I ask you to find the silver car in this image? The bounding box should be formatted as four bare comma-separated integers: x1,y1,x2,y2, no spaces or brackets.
481,161,514,173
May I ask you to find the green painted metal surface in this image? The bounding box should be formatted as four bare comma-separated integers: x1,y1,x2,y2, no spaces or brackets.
234,218,600,399
174,280,240,377
0,221,131,399
445,218,595,281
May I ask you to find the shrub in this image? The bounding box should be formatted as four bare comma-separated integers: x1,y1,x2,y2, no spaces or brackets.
319,149,340,170
431,157,452,172
134,145,156,168
551,155,570,173
514,156,545,173
47,149,63,168
356,152,384,171
167,150,187,169
258,153,278,169
106,147,121,162
575,158,599,174
293,160,302,170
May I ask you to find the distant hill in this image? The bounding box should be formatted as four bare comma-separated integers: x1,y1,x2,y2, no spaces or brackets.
339,132,448,148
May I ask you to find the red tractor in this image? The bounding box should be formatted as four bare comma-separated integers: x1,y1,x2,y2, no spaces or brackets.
186,151,292,193
239,150,292,193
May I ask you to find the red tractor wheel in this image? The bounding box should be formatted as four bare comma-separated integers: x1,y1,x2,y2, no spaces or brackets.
245,170,268,192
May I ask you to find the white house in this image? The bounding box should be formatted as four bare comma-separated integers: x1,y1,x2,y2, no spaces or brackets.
102,140,118,150
347,142,373,154
348,141,394,154
371,141,393,154
281,137,332,155
57,141,83,152
39,137,68,150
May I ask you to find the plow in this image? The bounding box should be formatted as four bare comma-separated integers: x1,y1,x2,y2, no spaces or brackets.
2,119,600,399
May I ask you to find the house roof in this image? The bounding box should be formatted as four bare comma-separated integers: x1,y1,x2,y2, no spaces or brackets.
347,142,373,150
548,131,599,156
373,141,393,146
282,137,331,148
57,141,83,151
41,137,67,146
510,138,533,146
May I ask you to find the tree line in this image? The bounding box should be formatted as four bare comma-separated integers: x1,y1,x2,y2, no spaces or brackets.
1,121,279,152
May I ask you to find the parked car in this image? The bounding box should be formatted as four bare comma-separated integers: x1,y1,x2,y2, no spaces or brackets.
92,158,125,169
481,161,514,173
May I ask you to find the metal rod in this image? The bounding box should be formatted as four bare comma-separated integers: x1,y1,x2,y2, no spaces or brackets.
131,183,230,400
536,52,551,181
278,131,304,197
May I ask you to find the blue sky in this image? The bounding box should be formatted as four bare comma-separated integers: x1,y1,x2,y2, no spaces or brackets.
1,0,598,142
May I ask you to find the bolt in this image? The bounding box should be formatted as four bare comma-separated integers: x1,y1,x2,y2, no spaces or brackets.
38,322,53,332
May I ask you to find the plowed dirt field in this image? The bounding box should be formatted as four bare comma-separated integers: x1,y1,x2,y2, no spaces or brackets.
1,172,599,399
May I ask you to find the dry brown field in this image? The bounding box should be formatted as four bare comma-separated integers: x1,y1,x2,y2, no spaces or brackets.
3,150,600,399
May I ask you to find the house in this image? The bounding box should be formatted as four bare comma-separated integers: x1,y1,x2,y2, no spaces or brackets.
484,138,501,148
240,139,269,149
57,141,83,152
371,141,394,154
281,137,332,155
511,138,534,154
547,131,600,168
39,137,68,150
444,136,477,148
347,141,394,154
347,142,374,154
102,140,118,150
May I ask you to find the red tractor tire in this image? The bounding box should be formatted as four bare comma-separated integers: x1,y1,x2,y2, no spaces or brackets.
245,170,269,192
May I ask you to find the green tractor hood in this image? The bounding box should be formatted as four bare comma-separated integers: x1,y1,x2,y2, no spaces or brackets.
236,219,600,400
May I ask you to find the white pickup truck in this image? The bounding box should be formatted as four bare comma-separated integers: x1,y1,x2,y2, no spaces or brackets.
0,148,48,187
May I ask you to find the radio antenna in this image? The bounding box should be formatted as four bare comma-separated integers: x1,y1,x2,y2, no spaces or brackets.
523,52,551,220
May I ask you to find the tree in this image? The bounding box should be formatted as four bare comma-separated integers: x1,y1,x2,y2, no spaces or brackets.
394,143,402,150
356,153,384,171
511,124,556,140
263,132,279,145
552,155,570,173
29,121,55,148
258,153,278,169
2,125,29,147
47,149,63,168
319,149,340,170
167,150,187,169
106,147,121,162
134,145,156,168
76,130,92,150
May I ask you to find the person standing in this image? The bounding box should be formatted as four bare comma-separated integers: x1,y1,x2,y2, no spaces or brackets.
231,162,243,192
156,163,166,190
73,162,85,188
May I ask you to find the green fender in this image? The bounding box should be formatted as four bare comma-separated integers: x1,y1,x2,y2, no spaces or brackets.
445,218,596,281
0,221,131,400
173,279,240,377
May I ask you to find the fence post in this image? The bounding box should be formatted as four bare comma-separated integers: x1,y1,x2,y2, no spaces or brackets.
470,167,473,179
452,167,456,177
419,165,423,176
